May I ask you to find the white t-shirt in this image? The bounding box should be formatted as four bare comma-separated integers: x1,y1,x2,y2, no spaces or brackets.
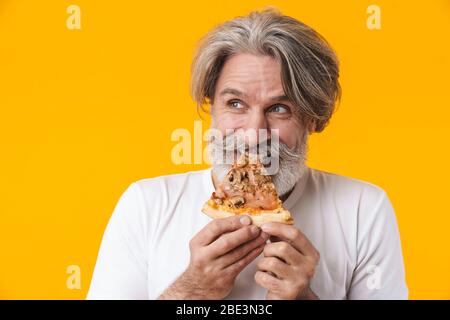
87,167,408,300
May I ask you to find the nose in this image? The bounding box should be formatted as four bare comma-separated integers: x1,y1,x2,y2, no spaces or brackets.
242,109,270,146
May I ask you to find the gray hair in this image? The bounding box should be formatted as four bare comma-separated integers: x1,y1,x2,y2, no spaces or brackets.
190,8,341,132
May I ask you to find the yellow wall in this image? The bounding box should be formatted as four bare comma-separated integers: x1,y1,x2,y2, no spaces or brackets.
0,0,449,299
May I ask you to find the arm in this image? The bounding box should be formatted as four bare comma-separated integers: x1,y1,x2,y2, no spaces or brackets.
87,183,149,299
347,191,408,299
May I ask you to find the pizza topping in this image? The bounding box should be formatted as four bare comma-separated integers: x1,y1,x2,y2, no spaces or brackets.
226,196,245,208
212,153,280,211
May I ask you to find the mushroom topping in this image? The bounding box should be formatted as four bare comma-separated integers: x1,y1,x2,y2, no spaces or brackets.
229,196,245,207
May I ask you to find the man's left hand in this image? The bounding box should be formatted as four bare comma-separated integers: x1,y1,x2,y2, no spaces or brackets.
255,222,320,300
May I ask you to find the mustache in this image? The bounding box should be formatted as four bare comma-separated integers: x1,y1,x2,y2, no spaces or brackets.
208,129,308,195
207,130,302,165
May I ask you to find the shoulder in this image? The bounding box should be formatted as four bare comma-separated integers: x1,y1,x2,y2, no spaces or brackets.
308,168,396,228
309,168,387,199
308,168,390,213
133,169,209,194
121,169,210,215
309,168,397,232
111,169,210,232
307,169,402,267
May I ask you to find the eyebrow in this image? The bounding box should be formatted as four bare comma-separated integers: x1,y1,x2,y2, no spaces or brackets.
269,94,290,103
219,87,291,103
219,88,244,97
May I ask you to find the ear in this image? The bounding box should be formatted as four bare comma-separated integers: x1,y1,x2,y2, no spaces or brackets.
209,103,215,118
306,119,316,133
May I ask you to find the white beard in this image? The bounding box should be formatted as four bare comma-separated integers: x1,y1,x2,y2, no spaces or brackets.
207,129,309,197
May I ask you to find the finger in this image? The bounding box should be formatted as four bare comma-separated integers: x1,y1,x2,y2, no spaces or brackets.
263,241,302,265
217,232,269,268
194,215,252,247
207,224,261,258
254,270,283,292
225,243,265,275
261,223,317,257
257,257,291,279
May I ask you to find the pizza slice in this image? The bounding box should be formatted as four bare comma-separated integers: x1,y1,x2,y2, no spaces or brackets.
202,153,293,226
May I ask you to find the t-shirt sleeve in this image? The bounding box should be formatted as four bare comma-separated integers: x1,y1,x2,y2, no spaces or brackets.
87,183,149,299
347,188,408,300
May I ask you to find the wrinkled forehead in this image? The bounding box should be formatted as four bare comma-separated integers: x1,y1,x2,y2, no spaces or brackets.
215,54,286,104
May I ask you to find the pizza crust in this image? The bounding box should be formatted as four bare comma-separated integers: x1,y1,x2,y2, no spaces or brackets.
201,203,293,227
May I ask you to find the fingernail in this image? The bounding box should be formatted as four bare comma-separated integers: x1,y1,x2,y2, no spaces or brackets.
240,215,251,226
250,226,260,235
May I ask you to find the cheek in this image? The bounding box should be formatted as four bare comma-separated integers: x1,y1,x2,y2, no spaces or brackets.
275,122,303,149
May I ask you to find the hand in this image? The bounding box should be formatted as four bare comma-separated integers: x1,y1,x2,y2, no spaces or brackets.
159,215,269,300
254,222,320,300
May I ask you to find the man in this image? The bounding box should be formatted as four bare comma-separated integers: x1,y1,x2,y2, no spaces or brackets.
87,9,408,299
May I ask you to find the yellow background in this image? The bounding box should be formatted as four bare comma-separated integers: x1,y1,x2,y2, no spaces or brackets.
0,0,449,299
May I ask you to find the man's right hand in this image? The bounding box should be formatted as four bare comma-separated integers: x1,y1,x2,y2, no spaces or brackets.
158,215,269,299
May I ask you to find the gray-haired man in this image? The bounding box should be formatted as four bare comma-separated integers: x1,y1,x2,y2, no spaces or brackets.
88,9,407,300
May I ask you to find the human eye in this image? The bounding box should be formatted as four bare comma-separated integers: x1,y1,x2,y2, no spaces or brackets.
268,104,289,114
227,99,244,109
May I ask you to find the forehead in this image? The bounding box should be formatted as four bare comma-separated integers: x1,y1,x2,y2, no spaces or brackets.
215,53,285,99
